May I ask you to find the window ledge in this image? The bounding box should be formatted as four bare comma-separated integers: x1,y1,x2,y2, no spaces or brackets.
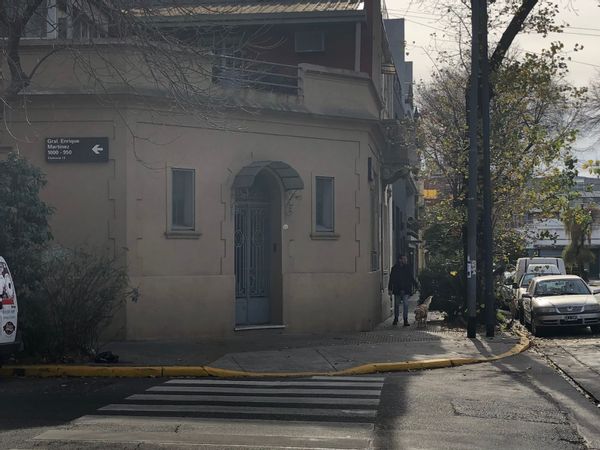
310,232,340,240
164,230,202,239
234,324,287,331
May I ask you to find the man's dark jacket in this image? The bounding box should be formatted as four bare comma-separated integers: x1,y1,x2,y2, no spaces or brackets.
388,263,417,294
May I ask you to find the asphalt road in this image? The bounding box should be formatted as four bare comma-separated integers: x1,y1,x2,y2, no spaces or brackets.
1,350,599,449
533,327,600,402
0,377,159,449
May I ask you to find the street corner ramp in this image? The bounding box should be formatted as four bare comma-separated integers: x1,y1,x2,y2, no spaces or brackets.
172,331,530,378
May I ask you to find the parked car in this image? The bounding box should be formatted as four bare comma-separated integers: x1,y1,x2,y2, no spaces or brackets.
522,275,600,336
0,256,19,361
512,265,561,323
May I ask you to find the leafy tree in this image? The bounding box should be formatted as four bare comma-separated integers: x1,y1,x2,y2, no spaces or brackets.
562,205,595,279
418,54,581,258
580,78,600,132
0,153,53,299
543,156,597,279
416,0,585,319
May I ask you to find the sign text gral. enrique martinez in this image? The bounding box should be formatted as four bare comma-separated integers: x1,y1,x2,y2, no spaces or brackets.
46,137,109,163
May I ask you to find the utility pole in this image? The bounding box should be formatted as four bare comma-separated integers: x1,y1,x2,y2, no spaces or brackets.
467,0,480,339
480,0,495,337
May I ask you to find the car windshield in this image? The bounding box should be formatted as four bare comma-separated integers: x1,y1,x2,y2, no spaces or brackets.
520,273,536,287
534,279,590,296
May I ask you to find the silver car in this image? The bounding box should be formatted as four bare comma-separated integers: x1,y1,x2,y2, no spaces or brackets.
522,275,600,336
512,272,557,323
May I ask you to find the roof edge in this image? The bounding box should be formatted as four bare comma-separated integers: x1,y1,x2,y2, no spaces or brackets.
140,9,367,26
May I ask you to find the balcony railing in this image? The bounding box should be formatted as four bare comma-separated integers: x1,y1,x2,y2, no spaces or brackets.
381,118,419,184
406,217,419,237
211,54,300,95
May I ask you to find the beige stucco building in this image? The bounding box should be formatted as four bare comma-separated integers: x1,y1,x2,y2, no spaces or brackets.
1,0,419,340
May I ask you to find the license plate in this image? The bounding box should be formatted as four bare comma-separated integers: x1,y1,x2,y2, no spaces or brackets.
564,315,578,321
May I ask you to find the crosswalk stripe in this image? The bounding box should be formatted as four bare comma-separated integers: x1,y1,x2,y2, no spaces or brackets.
72,414,376,433
147,385,382,396
309,376,385,382
99,403,378,418
165,379,384,388
127,393,381,406
34,429,372,449
35,415,376,449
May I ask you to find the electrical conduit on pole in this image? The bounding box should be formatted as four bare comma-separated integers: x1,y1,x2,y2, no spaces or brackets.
467,0,480,339
480,0,495,338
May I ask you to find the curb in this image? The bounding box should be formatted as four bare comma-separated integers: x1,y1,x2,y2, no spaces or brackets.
0,334,531,379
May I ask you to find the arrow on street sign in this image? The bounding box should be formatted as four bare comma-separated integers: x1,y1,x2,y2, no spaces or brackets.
92,144,104,155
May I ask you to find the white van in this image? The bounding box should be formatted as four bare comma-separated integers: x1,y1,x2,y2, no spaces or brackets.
514,257,566,284
0,257,18,359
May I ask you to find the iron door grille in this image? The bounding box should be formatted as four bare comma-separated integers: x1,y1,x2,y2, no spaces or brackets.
235,203,269,299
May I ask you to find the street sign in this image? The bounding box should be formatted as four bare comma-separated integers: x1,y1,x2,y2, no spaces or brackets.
46,137,109,163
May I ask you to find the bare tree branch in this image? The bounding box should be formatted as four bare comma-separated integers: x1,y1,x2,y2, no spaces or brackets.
490,0,539,74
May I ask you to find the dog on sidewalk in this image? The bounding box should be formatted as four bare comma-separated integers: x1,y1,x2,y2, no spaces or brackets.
414,295,433,327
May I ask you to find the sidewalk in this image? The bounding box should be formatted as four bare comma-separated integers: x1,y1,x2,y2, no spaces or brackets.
96,295,524,374
0,296,528,377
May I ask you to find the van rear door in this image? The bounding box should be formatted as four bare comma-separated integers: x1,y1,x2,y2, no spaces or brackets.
0,257,18,346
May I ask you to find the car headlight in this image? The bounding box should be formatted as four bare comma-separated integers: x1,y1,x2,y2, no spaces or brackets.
535,306,556,314
585,304,600,312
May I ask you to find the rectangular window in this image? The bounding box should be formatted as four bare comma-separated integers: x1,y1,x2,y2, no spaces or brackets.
23,0,49,38
57,17,68,39
171,169,195,230
315,176,334,232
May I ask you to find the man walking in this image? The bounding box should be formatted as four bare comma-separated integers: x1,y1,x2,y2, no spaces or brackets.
388,255,418,326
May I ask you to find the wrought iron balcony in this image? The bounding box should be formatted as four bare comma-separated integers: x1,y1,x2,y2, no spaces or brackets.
406,217,419,238
381,118,419,184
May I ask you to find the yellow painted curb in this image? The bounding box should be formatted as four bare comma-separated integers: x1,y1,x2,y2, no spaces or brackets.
0,334,530,379
162,366,210,378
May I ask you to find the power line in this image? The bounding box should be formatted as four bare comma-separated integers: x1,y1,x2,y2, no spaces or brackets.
403,18,459,35
569,26,600,32
392,11,600,71
550,30,600,38
386,8,443,18
569,59,600,69
387,8,600,35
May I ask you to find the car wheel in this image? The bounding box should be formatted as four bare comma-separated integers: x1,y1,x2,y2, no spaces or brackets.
531,312,544,337
590,325,600,334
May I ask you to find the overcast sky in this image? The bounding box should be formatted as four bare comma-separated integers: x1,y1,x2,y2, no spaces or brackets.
385,0,600,158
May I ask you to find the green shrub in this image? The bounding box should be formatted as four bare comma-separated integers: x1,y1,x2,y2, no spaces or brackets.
418,263,466,322
20,247,129,360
